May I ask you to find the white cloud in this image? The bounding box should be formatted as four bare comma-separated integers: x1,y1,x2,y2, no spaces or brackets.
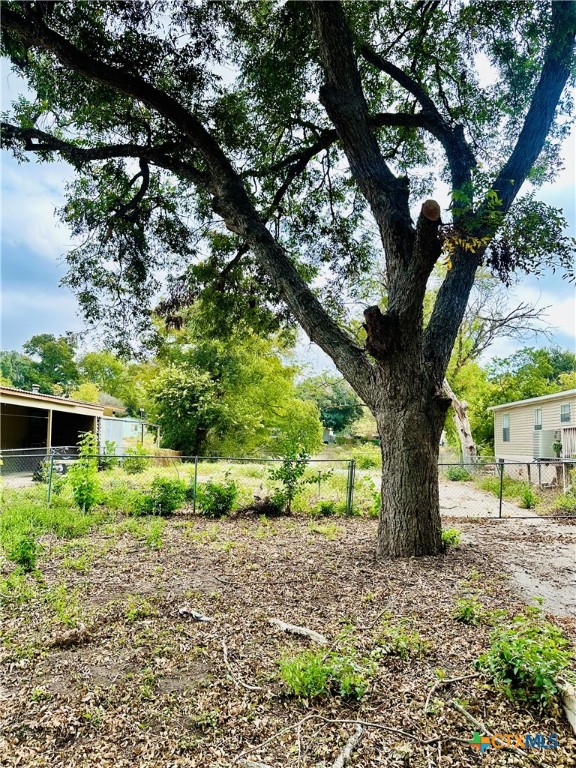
512,284,576,342
1,287,84,349
1,158,76,260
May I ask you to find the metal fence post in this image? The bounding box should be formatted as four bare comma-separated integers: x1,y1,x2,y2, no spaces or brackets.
350,459,356,515
192,456,198,514
47,452,54,504
498,458,504,518
345,459,356,516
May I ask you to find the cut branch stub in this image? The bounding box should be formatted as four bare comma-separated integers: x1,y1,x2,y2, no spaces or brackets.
421,199,441,221
363,306,399,361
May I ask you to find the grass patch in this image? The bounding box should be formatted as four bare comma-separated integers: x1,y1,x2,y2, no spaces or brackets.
0,487,110,559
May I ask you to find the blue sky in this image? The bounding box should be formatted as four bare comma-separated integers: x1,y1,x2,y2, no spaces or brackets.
1,77,575,365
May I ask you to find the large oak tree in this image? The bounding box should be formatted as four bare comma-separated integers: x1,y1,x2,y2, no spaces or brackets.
2,1,575,556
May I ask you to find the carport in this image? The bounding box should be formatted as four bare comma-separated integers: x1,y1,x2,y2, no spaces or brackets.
0,386,103,473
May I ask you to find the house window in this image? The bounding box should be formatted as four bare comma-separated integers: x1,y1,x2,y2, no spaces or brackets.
561,404,571,423
502,413,510,442
534,408,542,430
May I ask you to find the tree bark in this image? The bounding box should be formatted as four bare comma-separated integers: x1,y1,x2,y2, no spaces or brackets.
442,379,478,461
372,367,450,558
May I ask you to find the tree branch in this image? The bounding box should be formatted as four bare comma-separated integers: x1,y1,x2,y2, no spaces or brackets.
486,1,576,219
247,112,432,180
358,45,476,191
310,0,417,324
1,121,209,186
425,2,576,383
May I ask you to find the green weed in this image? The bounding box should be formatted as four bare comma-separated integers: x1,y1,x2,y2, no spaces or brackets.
519,484,539,509
441,527,462,549
477,608,574,707
376,615,429,660
445,465,472,481
7,534,39,572
308,522,342,540
279,648,375,699
453,596,484,626
44,583,84,626
124,594,156,622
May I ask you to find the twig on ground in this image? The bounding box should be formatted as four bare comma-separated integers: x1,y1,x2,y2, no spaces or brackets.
232,714,443,766
214,575,244,587
268,618,328,645
424,673,480,714
449,699,489,733
332,725,364,768
238,762,273,768
222,640,263,692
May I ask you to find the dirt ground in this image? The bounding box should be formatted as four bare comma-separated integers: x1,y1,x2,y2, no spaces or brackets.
1,507,576,768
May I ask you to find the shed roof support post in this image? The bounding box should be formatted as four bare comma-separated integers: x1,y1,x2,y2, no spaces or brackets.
47,408,52,452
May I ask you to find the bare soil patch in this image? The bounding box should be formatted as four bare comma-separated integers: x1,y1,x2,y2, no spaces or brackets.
1,515,575,767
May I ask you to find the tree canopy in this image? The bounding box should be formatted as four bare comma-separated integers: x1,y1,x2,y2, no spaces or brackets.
148,325,323,456
296,373,364,433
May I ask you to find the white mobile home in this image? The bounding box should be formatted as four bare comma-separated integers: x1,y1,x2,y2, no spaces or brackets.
489,389,576,462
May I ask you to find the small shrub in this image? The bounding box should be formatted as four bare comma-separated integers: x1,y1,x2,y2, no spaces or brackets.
310,500,336,517
441,527,462,549
279,648,376,700
445,465,472,481
519,484,538,509
328,652,376,699
280,650,331,698
133,478,186,516
453,596,484,626
477,610,574,707
268,449,315,514
197,476,238,518
7,534,39,572
99,440,118,470
67,432,99,512
123,444,149,474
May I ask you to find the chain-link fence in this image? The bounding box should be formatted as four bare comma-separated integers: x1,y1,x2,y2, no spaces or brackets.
0,447,79,488
2,449,574,519
29,453,358,516
438,459,576,519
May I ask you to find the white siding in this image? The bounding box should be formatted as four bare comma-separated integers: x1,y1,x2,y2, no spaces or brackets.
493,393,576,461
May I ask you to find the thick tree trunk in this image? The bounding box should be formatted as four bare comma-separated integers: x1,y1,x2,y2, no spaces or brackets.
372,370,449,558
442,379,478,461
